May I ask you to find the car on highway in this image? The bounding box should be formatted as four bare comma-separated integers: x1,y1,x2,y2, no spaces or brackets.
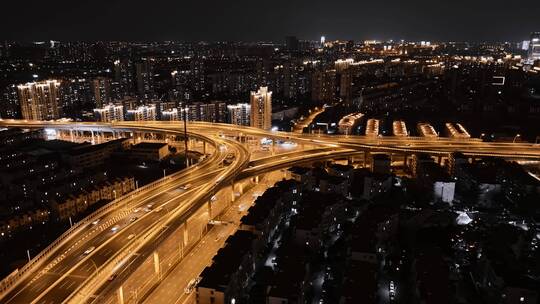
154,207,163,213
127,234,136,240
185,277,201,294
389,281,396,301
111,225,120,232
130,217,138,222
84,246,95,255
180,184,192,190
92,219,100,225
107,273,118,281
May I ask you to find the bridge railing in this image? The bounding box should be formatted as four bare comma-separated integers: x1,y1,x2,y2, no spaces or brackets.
0,165,192,297
299,133,483,142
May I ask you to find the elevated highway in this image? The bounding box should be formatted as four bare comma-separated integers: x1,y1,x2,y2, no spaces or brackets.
0,119,538,303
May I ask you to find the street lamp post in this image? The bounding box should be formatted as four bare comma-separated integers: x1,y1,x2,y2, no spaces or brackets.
513,133,521,143
183,107,189,168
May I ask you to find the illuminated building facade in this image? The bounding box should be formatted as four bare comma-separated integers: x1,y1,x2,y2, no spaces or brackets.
18,80,61,120
227,103,251,126
126,105,157,121
529,32,540,61
92,77,111,108
93,103,124,122
250,87,272,130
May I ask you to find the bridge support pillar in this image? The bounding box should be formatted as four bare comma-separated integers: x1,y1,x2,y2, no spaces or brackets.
207,200,212,219
404,154,409,167
117,285,125,304
254,175,260,184
347,156,353,166
437,156,443,165
231,183,236,202
153,252,161,281
203,141,206,154
70,129,74,142
91,130,95,144
364,151,371,168
182,224,188,255
238,182,244,194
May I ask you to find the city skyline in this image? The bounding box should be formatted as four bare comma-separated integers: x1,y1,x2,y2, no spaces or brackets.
0,5,539,302
1,0,539,42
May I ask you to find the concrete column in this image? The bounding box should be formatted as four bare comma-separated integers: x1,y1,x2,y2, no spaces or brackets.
179,238,184,258
153,252,160,280
203,141,206,154
238,182,244,194
404,154,408,167
437,156,443,165
230,183,236,202
207,200,212,219
364,151,371,168
182,224,188,247
254,175,260,184
70,129,74,142
117,286,125,304
91,131,95,144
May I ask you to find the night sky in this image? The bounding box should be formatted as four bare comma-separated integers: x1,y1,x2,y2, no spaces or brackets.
2,0,539,42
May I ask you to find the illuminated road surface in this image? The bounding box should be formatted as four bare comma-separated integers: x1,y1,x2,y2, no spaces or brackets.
0,120,538,304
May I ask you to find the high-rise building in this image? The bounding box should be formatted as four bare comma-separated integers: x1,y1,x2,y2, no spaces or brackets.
61,78,94,116
283,62,299,100
161,108,180,121
92,77,111,108
156,101,177,120
18,80,61,120
186,103,201,121
190,57,206,95
250,86,272,130
529,32,540,61
0,84,20,118
171,70,191,102
183,101,228,122
214,101,228,123
200,103,217,122
94,103,124,122
114,59,135,98
312,70,336,103
227,103,251,126
136,59,155,100
126,105,157,121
